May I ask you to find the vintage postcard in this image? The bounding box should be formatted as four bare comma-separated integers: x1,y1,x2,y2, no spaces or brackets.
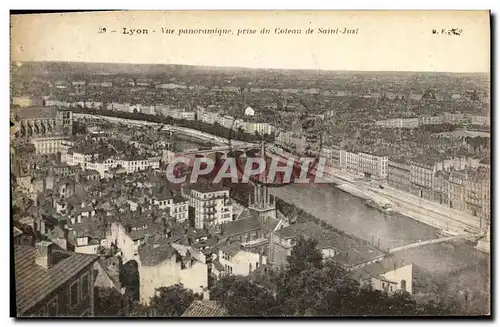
10,10,490,317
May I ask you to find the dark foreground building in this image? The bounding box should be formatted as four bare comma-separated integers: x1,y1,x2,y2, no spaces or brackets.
14,241,99,317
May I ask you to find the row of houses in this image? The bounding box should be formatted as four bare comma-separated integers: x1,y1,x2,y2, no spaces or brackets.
388,159,490,220
317,144,490,220
196,107,276,135
375,113,491,128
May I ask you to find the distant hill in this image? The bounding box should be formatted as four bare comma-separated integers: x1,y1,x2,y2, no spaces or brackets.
11,61,490,78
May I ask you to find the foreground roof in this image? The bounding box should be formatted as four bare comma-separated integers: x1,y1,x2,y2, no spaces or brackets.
182,300,228,317
14,245,99,315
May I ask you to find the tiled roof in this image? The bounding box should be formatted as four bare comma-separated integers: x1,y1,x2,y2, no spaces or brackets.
221,216,261,237
47,225,66,239
181,301,228,317
237,208,259,220
275,222,384,266
80,169,100,176
188,182,229,194
94,260,121,291
68,220,105,238
138,241,178,266
173,194,188,204
153,187,173,201
275,221,324,238
15,245,99,315
260,216,280,232
219,242,243,256
353,257,410,282
15,107,59,120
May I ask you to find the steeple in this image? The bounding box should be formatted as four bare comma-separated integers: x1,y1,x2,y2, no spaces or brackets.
248,140,276,219
259,141,266,184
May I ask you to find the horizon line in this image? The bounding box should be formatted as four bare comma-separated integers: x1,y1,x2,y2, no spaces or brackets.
12,60,490,75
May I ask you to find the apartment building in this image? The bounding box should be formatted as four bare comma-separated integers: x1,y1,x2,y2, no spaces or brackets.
186,184,233,230
340,150,388,179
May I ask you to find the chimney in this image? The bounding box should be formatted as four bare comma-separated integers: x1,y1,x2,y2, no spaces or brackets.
35,241,54,269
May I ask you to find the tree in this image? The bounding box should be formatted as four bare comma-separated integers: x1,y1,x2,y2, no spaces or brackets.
150,284,195,317
286,236,323,276
211,275,279,316
209,239,462,317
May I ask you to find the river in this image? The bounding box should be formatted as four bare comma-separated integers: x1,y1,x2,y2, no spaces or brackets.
269,183,490,312
172,137,213,152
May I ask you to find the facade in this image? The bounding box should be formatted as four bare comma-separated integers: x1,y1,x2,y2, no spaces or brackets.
51,163,81,179
432,170,451,206
187,185,233,230
31,135,71,155
217,243,267,277
409,161,435,200
137,242,208,304
354,257,413,295
420,116,444,125
116,158,161,174
470,115,490,126
172,195,189,223
106,222,146,263
340,150,388,179
375,118,420,129
70,153,160,177
148,189,189,223
387,160,411,192
14,241,98,317
244,121,275,135
320,146,341,167
196,109,220,125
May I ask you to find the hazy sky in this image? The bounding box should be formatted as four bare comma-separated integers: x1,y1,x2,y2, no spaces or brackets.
11,11,490,73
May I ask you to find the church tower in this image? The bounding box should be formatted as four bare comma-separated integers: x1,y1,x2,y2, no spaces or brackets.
248,141,277,220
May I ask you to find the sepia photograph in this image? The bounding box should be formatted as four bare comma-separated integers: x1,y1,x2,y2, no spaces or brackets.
9,10,491,318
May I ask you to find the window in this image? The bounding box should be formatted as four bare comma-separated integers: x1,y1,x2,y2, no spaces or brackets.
47,296,58,316
70,280,79,308
81,273,90,300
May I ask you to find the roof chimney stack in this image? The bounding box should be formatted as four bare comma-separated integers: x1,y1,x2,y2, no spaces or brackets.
35,241,54,270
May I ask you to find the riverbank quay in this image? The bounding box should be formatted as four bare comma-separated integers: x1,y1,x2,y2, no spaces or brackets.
319,167,485,236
